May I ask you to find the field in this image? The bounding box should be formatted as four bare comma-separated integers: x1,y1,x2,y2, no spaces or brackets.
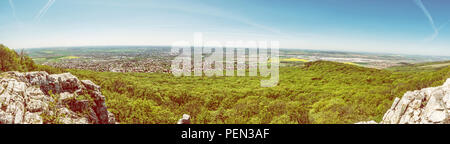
26,47,450,72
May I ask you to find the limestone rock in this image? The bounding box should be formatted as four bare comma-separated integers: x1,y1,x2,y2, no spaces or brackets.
359,78,450,124
355,120,377,124
177,114,191,124
0,71,116,124
24,112,43,124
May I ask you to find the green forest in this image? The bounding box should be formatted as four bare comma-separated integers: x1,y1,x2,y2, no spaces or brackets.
1,44,450,124
0,44,65,74
68,62,449,124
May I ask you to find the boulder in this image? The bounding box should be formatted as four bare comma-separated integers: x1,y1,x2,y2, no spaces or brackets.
177,114,191,124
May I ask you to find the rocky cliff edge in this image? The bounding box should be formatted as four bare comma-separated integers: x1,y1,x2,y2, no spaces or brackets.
0,71,116,124
357,78,450,124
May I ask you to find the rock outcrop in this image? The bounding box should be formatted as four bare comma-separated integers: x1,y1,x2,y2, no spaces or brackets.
0,71,116,124
358,78,450,124
177,114,191,124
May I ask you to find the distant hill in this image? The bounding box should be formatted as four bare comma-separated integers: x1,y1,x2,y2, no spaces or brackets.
387,60,450,72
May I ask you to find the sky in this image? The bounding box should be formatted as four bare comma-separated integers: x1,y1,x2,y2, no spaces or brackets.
0,0,450,56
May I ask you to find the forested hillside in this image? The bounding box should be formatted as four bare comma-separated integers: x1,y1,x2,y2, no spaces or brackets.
69,61,450,124
2,44,449,124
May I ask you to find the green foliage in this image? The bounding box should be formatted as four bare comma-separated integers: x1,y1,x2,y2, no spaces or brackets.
68,61,450,124
0,44,23,72
41,91,63,124
2,44,449,124
387,61,450,72
0,44,65,74
34,64,66,74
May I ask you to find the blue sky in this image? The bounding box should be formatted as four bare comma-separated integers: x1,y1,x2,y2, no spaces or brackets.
1,0,449,56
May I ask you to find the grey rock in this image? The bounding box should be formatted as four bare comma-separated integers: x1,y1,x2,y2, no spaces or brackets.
0,111,14,124
24,112,43,124
82,80,100,91
0,71,116,124
26,99,47,112
177,114,191,124
359,78,450,124
107,111,117,124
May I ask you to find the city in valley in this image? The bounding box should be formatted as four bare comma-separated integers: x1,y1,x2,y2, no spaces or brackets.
24,46,450,73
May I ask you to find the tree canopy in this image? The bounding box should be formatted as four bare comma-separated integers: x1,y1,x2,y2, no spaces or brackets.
0,44,64,73
2,44,449,124
69,61,450,124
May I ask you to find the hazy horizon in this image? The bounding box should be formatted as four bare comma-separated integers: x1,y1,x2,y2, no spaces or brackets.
1,0,450,56
13,44,450,58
